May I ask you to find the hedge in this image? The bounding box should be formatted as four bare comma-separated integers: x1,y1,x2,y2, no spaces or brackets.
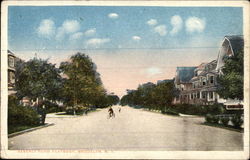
8,95,40,126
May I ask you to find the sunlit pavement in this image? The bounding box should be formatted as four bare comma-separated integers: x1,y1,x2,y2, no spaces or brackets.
8,105,243,150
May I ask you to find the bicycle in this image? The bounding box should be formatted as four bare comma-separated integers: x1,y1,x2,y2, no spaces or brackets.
107,112,115,119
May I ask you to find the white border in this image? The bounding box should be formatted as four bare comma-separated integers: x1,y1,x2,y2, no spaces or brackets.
1,1,249,159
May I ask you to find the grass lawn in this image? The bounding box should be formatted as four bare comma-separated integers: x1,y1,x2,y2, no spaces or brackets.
8,124,42,134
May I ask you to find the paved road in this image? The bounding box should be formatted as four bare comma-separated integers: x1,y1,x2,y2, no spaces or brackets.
8,105,243,150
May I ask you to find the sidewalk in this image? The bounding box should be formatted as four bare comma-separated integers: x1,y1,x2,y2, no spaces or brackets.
8,123,54,138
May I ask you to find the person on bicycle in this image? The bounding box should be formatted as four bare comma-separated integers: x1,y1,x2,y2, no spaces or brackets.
108,107,114,118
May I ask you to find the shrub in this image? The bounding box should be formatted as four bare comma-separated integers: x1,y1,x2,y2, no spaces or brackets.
231,114,243,128
205,114,213,123
8,95,40,126
207,103,225,115
65,106,74,114
220,116,230,126
211,115,219,124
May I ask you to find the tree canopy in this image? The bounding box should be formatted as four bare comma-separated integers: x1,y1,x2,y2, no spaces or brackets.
60,52,119,108
16,57,62,101
217,49,244,100
120,80,176,110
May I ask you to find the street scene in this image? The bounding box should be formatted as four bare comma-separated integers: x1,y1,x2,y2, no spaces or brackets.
5,5,245,152
9,106,243,150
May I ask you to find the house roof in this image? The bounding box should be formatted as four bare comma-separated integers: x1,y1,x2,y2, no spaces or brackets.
8,50,15,57
225,35,244,55
175,67,197,84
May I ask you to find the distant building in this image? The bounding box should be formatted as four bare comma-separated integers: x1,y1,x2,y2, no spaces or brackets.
173,35,244,106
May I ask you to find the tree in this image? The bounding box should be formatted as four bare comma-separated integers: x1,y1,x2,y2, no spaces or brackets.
153,81,176,107
217,49,244,100
16,57,62,102
120,80,176,110
59,52,108,108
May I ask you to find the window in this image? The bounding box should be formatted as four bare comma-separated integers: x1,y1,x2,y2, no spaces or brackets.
210,92,213,99
8,57,15,68
210,76,214,84
202,92,206,99
197,92,200,99
203,81,206,86
8,71,15,84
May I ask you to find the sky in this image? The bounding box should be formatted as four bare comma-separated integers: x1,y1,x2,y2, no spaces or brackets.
8,6,243,97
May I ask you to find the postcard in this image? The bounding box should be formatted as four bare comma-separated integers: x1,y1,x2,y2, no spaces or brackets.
1,0,249,159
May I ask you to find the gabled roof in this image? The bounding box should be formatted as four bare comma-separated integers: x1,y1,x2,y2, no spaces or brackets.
8,50,15,56
195,63,207,71
224,35,244,55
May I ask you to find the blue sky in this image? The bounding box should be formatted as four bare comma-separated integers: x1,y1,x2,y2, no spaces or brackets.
8,6,243,96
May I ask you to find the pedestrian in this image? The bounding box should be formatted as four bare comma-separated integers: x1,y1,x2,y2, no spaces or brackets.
119,107,121,113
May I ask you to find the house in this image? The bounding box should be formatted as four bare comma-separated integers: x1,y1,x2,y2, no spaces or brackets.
215,35,244,106
216,35,244,73
188,60,219,105
8,50,16,95
173,35,244,107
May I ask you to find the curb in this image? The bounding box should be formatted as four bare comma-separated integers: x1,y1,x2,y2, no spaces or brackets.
179,113,203,118
8,123,54,138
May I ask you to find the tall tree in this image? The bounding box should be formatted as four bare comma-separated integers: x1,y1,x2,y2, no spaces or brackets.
59,52,107,107
217,49,244,100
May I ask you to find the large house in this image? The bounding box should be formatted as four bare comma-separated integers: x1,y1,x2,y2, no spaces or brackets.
173,35,244,106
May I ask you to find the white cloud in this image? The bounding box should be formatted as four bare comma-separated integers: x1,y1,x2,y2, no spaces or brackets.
170,15,183,35
85,28,96,36
146,67,162,76
132,36,141,41
55,19,81,41
108,13,119,19
154,25,167,36
62,20,80,33
69,32,83,40
185,17,206,33
85,38,110,47
147,19,158,26
37,19,55,38
55,27,65,41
